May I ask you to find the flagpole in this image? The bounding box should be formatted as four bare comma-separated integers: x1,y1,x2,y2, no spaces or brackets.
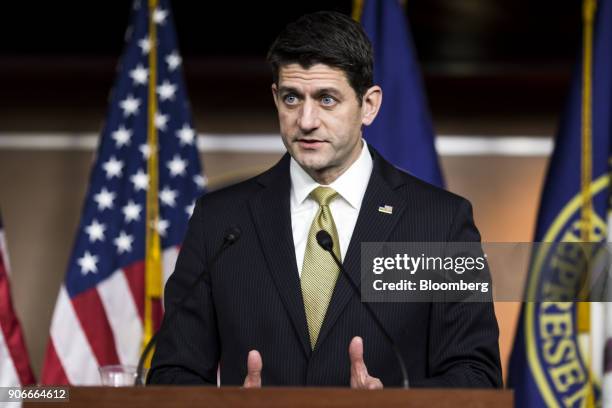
351,0,364,22
579,0,596,406
143,0,163,365
581,0,595,244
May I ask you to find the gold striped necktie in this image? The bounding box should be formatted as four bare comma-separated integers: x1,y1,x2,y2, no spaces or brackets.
301,186,341,349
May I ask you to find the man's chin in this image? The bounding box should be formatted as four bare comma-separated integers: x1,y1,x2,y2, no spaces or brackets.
293,151,327,167
295,158,329,173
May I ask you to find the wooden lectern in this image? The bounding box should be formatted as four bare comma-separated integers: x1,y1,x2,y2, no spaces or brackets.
24,387,513,407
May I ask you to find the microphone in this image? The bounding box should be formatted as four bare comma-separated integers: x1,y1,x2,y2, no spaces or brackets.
316,230,410,389
135,226,242,385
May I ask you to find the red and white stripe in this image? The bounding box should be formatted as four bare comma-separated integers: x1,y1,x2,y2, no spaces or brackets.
41,247,178,385
602,217,612,408
602,301,612,408
0,225,35,386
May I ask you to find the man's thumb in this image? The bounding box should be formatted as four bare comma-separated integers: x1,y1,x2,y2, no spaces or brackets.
244,350,262,387
349,336,365,368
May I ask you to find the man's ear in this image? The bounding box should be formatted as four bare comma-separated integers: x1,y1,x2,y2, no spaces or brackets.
271,83,279,109
361,85,382,126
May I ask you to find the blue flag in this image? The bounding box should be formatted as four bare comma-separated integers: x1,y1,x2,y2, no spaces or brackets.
42,0,205,384
508,0,610,405
360,0,444,187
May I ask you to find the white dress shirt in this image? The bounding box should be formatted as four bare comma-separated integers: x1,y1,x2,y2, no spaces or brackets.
290,141,373,277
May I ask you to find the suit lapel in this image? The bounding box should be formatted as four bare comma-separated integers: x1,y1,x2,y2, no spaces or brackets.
248,155,311,357
314,149,407,351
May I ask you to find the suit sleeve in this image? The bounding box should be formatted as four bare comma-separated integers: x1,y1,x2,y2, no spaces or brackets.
412,199,503,388
148,198,220,385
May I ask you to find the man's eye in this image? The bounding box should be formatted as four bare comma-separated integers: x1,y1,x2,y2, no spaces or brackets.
321,96,337,106
283,95,298,105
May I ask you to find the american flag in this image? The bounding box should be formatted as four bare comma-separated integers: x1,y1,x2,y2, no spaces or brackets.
41,0,204,384
0,211,36,386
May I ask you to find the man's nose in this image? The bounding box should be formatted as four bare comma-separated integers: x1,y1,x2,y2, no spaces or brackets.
297,100,321,133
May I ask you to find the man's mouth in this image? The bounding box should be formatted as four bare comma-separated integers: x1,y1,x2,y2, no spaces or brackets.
296,138,326,149
296,138,325,147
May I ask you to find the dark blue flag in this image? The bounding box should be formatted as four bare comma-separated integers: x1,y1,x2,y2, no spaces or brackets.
508,0,610,406
360,0,444,187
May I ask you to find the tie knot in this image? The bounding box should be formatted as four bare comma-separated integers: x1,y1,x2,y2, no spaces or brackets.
310,186,338,207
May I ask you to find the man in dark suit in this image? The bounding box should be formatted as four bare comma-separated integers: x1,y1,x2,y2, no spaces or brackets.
149,11,502,388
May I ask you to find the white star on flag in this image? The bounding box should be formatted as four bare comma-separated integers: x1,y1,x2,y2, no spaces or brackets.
114,231,134,254
167,155,187,177
139,144,153,159
122,200,142,223
156,218,170,236
193,174,207,189
176,124,195,145
160,187,178,207
112,126,132,148
153,7,168,25
185,201,196,216
77,251,98,275
119,95,141,117
138,37,152,55
102,156,124,179
129,64,148,86
85,219,106,242
155,112,169,131
94,188,116,211
157,80,177,101
166,51,181,71
131,169,149,191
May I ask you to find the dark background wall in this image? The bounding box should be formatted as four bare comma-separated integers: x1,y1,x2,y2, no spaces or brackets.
1,0,580,132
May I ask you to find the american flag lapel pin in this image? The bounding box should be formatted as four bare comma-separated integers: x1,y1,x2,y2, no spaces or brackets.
378,204,393,214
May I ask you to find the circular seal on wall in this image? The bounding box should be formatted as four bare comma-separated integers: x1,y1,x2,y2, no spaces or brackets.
524,174,608,407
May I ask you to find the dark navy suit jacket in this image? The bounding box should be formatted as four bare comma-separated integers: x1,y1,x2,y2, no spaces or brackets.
149,147,502,387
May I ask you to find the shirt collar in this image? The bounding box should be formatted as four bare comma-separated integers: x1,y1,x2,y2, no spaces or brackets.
290,140,373,209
